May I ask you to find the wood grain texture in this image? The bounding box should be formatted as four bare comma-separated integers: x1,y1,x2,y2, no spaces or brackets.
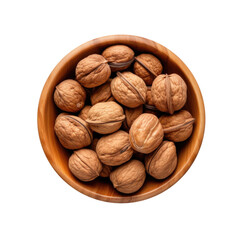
37,35,205,203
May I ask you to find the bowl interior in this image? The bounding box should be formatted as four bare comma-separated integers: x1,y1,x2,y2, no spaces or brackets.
38,35,205,203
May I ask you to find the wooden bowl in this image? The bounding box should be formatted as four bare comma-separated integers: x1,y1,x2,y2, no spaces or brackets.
38,35,205,203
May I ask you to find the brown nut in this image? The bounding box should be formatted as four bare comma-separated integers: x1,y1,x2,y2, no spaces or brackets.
129,113,163,154
111,72,147,108
145,141,177,179
86,101,125,134
123,105,143,130
102,45,134,72
100,164,112,178
78,105,91,121
75,54,111,88
54,114,92,149
90,80,113,105
54,79,86,112
134,53,163,85
159,110,195,142
110,160,146,194
90,138,99,151
96,130,133,166
152,73,187,114
69,149,102,182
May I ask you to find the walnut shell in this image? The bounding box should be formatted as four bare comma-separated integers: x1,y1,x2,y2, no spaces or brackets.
102,45,134,72
134,53,163,85
78,105,91,121
123,105,143,130
54,114,92,149
90,138,99,151
75,54,111,88
96,130,133,166
110,160,146,194
90,80,112,105
129,113,164,154
100,164,112,178
145,141,177,179
152,73,187,114
69,149,102,182
111,72,147,108
86,101,125,134
54,79,86,112
159,110,195,142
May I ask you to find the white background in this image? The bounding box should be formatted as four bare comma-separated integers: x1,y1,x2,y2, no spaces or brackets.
0,0,239,239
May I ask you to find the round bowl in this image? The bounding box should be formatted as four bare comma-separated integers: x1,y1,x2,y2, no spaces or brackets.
38,35,205,203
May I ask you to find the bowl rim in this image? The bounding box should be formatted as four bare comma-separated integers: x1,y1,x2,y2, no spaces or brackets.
38,34,205,203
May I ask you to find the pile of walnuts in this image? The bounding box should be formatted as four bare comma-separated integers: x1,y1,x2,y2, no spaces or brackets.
54,45,195,194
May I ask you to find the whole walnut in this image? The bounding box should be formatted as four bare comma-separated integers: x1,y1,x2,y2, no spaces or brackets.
129,113,163,154
69,149,102,182
145,141,177,179
123,105,143,130
54,79,86,112
90,138,99,151
54,114,92,149
100,164,112,178
75,54,111,88
134,53,163,85
86,101,125,134
102,45,134,72
90,80,113,105
110,160,146,194
78,105,91,121
111,72,147,108
159,110,195,142
96,130,133,166
152,73,187,114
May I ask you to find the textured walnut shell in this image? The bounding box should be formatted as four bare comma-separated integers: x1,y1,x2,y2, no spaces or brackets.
129,113,163,154
134,54,163,85
78,105,91,121
100,164,112,178
90,138,99,151
90,80,112,105
110,160,146,194
96,130,133,166
145,141,177,179
54,79,86,112
152,73,187,114
69,149,102,182
86,101,125,134
159,110,195,142
111,72,147,108
102,45,134,72
75,54,111,88
54,114,92,149
123,105,143,130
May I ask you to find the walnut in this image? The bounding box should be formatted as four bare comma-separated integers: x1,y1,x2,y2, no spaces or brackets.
100,164,112,178
90,80,113,105
111,72,147,108
123,105,143,130
145,141,177,179
151,74,187,114
134,53,163,85
78,105,91,121
54,79,86,112
129,113,163,154
143,86,160,116
54,114,92,149
110,160,146,194
75,54,111,88
69,149,102,182
86,101,125,134
90,138,99,151
102,45,134,72
159,110,195,142
96,130,133,166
